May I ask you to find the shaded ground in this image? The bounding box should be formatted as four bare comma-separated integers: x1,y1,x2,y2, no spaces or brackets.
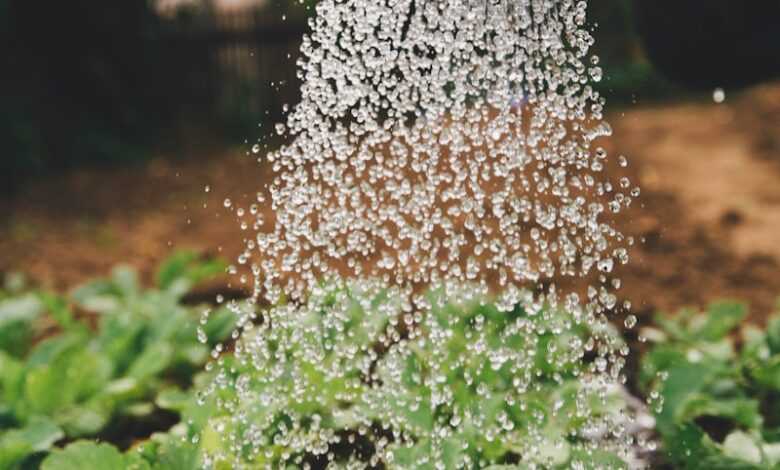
2,82,780,323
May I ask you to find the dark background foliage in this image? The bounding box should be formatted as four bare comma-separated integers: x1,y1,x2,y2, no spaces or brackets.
1,0,778,192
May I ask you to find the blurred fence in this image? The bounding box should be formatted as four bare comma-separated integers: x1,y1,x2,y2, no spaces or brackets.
0,2,310,191
159,7,307,124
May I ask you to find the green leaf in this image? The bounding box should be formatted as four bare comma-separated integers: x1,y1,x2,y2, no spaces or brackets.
0,293,43,356
202,307,237,344
38,293,76,330
24,366,67,415
146,437,200,470
761,441,780,466
24,348,113,419
0,357,25,424
156,251,225,294
155,387,217,433
568,446,627,469
71,280,120,313
156,252,198,290
653,360,717,436
55,402,111,437
697,301,747,341
127,341,174,382
392,440,434,469
663,424,763,470
0,294,43,325
0,438,31,470
765,315,780,355
95,316,145,374
664,423,718,468
747,355,780,391
654,308,694,341
11,417,64,450
155,388,191,413
27,332,87,368
722,431,762,465
0,417,64,468
111,266,140,298
678,396,762,430
176,344,208,366
41,441,147,470
104,377,142,401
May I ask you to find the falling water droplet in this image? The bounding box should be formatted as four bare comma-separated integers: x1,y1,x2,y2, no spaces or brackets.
713,87,726,104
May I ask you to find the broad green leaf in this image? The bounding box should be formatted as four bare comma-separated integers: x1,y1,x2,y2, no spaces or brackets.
71,279,120,313
26,332,87,368
0,294,43,325
697,301,747,341
176,344,208,366
156,251,225,296
0,293,43,356
38,293,76,331
0,417,63,468
747,355,780,391
722,431,762,465
127,341,174,382
41,441,147,470
392,439,434,469
24,366,67,415
663,423,719,468
568,447,627,469
0,351,25,412
0,439,31,470
24,348,112,418
55,402,111,437
147,437,200,470
63,350,114,402
653,359,721,436
104,377,142,401
766,315,780,354
156,388,218,433
761,441,780,465
111,266,140,298
522,437,570,467
202,307,237,344
663,424,763,470
157,251,199,290
678,396,762,430
440,437,465,469
5,416,63,451
123,402,155,417
654,309,694,341
155,388,191,413
96,316,145,374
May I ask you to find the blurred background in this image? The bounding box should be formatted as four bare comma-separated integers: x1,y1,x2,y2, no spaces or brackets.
1,0,779,321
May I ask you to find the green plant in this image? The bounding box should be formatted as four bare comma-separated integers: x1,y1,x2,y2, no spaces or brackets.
148,284,629,469
0,252,235,468
34,283,630,469
642,300,780,468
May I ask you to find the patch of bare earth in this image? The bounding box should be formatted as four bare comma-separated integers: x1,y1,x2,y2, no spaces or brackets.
1,82,780,322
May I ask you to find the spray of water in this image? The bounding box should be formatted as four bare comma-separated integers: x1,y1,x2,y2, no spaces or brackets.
199,0,644,467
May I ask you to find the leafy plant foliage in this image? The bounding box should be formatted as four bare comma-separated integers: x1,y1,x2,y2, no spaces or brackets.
5,254,780,468
0,252,234,469
643,301,780,468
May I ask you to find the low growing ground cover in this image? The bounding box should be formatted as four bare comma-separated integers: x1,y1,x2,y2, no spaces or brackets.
0,254,778,468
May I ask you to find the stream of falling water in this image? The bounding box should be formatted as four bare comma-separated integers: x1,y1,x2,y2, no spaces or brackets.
199,0,648,467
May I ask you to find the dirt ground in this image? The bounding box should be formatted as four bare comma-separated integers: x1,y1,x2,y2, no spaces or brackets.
2,81,780,323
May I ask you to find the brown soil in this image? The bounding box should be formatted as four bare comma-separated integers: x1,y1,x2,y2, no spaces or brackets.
2,82,780,323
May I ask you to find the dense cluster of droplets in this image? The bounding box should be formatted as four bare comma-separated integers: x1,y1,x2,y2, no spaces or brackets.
201,0,645,467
